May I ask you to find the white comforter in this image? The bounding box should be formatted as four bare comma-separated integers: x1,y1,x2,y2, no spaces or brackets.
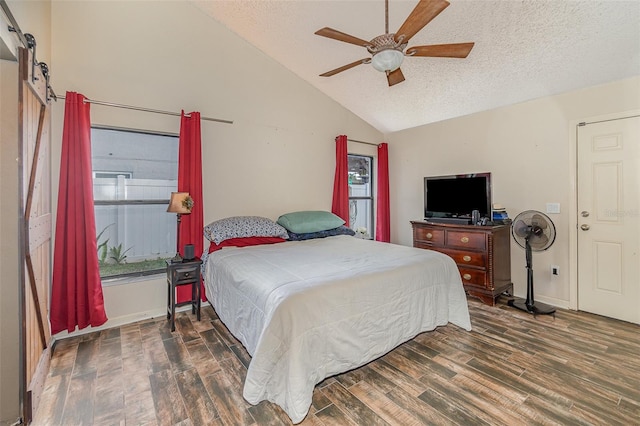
204,235,471,423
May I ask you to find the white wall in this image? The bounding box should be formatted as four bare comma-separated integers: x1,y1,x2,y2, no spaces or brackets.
0,58,20,426
388,76,640,307
49,1,382,331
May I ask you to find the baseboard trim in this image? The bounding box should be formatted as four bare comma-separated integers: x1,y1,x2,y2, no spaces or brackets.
52,302,211,343
510,292,570,310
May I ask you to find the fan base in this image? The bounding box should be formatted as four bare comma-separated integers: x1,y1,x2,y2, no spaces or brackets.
508,298,556,316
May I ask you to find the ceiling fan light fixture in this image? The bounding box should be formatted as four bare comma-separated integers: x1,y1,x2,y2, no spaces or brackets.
315,0,472,84
371,48,404,72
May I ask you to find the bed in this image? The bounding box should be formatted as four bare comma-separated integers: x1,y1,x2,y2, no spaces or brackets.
202,214,471,424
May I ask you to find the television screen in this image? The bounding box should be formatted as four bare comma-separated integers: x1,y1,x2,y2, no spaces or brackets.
424,173,491,220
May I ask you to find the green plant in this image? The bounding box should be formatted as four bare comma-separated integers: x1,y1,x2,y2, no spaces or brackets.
99,257,168,278
108,243,132,265
97,224,114,265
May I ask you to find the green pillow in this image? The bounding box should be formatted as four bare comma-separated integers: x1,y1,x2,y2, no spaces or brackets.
277,211,345,234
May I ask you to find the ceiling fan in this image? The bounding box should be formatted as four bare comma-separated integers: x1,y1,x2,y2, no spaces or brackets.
315,0,474,87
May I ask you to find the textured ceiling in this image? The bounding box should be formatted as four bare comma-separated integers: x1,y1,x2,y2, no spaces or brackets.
192,0,640,133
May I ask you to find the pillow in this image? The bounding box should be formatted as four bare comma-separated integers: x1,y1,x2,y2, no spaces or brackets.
277,210,345,234
207,236,288,253
287,225,355,241
204,216,289,245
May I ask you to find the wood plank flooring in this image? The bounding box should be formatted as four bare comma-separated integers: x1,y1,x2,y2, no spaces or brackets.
34,298,640,425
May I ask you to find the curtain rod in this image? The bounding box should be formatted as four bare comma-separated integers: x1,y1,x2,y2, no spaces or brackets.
57,95,233,124
348,138,379,147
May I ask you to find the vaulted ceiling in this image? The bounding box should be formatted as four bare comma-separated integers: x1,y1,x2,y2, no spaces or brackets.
192,0,640,133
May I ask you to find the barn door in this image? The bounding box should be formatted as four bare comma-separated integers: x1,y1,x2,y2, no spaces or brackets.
18,46,52,424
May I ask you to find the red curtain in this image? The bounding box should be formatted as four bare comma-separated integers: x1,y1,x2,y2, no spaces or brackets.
375,143,390,242
331,135,349,226
50,92,107,334
177,111,204,303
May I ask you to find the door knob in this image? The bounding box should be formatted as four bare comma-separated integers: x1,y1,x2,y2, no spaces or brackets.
581,211,590,217
581,224,590,231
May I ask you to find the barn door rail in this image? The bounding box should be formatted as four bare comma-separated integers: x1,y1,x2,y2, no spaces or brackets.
2,0,57,101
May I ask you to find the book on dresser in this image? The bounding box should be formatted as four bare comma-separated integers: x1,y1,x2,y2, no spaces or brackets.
411,220,513,306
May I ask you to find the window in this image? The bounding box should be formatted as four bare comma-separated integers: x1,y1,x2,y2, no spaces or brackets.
92,127,178,280
348,154,374,239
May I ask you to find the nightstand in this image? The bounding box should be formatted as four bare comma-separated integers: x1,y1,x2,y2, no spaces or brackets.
166,257,202,332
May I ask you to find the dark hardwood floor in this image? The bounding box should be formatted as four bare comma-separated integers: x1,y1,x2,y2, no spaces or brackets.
34,297,640,425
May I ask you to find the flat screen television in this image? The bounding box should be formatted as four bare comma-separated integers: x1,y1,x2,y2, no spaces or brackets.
424,173,492,224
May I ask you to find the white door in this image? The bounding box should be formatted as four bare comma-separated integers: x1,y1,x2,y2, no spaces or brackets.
577,115,640,324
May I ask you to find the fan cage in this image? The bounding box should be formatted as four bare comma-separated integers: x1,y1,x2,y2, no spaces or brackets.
511,210,556,251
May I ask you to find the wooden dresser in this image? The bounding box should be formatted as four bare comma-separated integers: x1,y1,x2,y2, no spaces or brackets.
411,221,512,306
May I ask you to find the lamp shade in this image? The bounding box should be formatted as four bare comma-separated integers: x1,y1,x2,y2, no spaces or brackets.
371,49,404,72
167,192,193,214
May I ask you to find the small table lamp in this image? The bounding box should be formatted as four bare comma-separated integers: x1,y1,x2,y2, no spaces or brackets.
167,191,193,263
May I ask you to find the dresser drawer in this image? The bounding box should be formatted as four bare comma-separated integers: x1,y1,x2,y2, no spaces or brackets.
414,227,445,246
412,221,512,306
440,248,486,268
446,230,486,250
172,265,200,284
458,267,487,288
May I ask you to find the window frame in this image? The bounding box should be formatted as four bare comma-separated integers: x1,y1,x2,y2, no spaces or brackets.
91,126,179,283
92,171,133,179
348,154,375,239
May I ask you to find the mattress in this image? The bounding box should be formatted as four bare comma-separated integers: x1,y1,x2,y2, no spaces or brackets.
204,235,471,423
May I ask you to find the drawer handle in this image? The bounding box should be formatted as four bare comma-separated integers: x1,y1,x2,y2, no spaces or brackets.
463,255,471,262
426,232,433,239
462,273,472,281
184,272,190,277
460,236,469,243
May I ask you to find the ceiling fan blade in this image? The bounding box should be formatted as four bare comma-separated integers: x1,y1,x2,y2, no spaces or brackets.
406,42,475,58
315,27,371,47
320,59,369,77
387,68,405,86
394,0,450,44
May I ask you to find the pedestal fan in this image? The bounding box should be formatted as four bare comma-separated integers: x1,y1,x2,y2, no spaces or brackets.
509,210,557,316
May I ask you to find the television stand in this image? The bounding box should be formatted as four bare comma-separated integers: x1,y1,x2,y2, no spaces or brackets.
411,221,512,306
425,217,471,225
